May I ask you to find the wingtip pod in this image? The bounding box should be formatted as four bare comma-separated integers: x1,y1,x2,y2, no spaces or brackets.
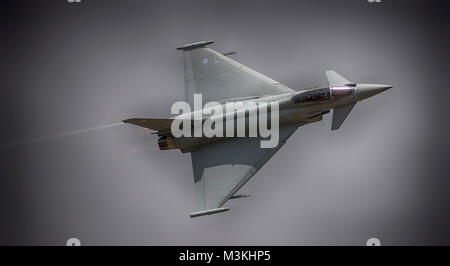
190,207,230,218
176,40,215,51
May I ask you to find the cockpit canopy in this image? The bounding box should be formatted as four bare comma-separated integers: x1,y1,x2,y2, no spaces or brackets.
291,87,330,105
291,84,355,105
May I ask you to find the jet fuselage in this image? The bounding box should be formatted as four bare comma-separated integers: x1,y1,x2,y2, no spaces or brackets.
161,83,391,152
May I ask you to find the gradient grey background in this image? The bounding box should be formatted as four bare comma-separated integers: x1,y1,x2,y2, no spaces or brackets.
0,0,449,245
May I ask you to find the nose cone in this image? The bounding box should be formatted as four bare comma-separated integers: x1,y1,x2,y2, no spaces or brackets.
357,84,392,100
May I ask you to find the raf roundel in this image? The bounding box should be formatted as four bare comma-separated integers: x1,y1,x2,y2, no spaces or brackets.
202,57,208,64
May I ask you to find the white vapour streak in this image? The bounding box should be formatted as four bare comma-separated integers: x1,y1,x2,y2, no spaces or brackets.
1,122,124,148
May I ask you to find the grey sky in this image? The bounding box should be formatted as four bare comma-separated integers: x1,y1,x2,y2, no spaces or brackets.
0,0,449,245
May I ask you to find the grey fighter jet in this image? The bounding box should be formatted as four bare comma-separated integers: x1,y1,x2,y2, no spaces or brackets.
124,40,392,218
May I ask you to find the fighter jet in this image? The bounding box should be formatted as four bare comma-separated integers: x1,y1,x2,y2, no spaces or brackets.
123,40,392,218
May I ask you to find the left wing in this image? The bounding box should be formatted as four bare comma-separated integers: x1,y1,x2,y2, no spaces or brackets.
177,40,294,106
189,123,302,217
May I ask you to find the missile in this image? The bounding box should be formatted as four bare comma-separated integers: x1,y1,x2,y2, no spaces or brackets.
222,51,237,56
229,194,250,199
190,207,230,218
176,40,215,51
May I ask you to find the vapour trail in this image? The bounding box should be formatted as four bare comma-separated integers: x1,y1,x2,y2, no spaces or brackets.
0,122,124,149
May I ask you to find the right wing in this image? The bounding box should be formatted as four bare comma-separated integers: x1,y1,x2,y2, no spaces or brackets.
178,40,294,106
189,122,302,217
